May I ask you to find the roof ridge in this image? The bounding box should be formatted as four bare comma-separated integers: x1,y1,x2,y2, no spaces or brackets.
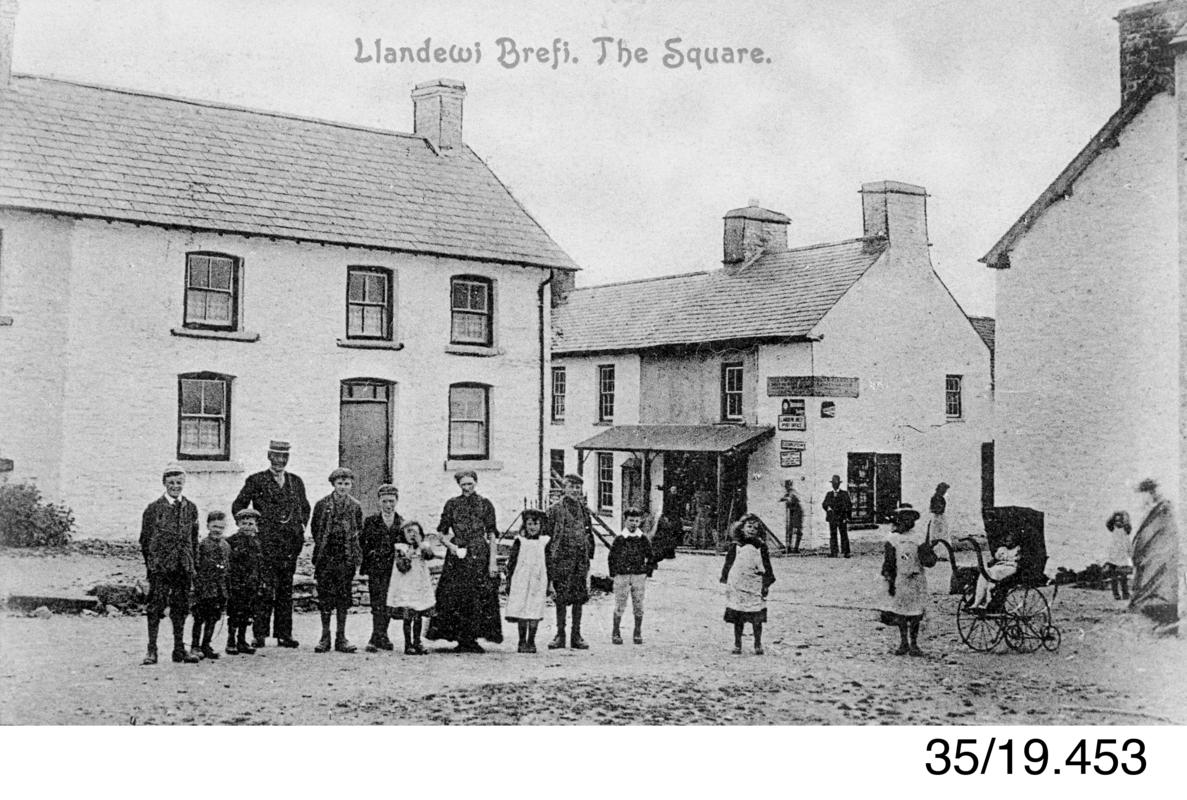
9,73,427,142
770,235,884,255
570,269,712,292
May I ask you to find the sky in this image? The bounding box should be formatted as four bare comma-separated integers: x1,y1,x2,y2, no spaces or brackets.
8,0,1135,316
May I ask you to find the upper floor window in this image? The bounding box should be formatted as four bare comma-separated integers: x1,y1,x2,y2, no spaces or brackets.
184,252,240,330
721,362,743,421
449,383,490,459
945,374,964,419
551,366,566,422
451,276,493,346
178,372,232,460
347,267,393,340
598,364,615,422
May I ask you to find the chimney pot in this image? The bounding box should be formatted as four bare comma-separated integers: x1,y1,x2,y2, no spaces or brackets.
860,180,929,247
412,78,466,152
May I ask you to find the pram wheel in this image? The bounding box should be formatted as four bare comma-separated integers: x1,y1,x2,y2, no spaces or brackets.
1040,625,1061,652
1001,586,1050,653
956,590,1003,652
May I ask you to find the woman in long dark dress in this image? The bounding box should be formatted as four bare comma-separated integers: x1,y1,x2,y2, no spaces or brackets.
1130,478,1180,634
426,470,503,652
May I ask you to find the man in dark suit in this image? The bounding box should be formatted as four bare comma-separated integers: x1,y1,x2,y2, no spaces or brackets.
232,440,311,648
822,474,853,558
140,464,201,665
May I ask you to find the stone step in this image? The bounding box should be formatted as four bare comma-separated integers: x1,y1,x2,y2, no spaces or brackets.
6,594,101,614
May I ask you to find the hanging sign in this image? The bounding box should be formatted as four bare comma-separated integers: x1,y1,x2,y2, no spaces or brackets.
780,451,803,468
780,440,806,451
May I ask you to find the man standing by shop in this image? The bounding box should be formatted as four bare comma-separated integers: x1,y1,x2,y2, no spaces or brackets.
140,464,201,665
232,440,310,648
822,474,852,558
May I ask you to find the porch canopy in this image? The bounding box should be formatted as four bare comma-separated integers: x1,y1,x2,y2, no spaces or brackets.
573,424,774,454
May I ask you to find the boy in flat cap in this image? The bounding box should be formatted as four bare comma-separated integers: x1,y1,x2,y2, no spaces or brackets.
139,464,201,665
225,508,263,655
189,510,231,660
232,439,310,648
360,484,403,652
311,467,364,653
545,473,596,649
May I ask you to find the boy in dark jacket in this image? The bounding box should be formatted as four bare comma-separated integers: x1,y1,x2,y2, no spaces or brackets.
225,509,263,655
609,507,654,645
311,468,364,653
360,484,403,652
139,464,201,665
189,510,231,660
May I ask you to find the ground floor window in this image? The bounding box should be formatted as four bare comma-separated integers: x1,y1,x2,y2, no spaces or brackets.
596,452,614,514
449,383,489,459
178,372,232,460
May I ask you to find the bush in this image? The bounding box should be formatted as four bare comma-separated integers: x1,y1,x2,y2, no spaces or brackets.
0,483,75,547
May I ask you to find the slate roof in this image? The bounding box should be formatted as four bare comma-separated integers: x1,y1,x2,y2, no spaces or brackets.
573,424,775,454
968,316,995,354
0,76,577,270
552,237,888,353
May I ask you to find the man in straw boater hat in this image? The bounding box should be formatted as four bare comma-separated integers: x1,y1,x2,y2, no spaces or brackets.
311,467,364,653
232,439,311,648
139,463,201,665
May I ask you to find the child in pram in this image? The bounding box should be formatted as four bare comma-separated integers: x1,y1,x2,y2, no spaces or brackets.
970,530,1020,610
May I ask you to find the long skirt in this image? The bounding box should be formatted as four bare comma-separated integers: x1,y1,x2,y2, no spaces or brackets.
425,551,503,644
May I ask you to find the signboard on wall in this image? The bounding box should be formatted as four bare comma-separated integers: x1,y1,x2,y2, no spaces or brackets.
777,415,805,431
780,440,806,451
767,376,860,398
780,451,802,468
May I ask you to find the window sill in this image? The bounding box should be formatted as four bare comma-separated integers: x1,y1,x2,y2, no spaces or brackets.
592,420,613,427
945,417,964,422
0,316,12,327
337,338,405,351
177,460,246,473
444,344,503,357
171,327,260,343
443,459,504,472
551,419,566,426
597,509,613,518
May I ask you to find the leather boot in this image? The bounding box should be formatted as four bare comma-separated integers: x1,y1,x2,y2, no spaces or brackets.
143,616,160,664
633,614,644,645
225,629,238,655
366,613,382,653
570,604,589,650
236,626,256,655
611,614,623,645
315,612,333,653
548,605,567,649
378,611,394,650
334,609,356,653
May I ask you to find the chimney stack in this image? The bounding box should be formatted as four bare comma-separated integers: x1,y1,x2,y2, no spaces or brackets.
860,181,929,248
1,0,18,89
1118,0,1187,103
722,202,789,266
412,78,466,152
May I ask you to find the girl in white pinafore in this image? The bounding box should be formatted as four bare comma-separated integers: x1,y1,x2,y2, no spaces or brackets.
386,521,437,655
880,503,931,656
505,509,550,653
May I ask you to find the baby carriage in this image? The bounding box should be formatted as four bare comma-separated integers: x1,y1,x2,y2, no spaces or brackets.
932,506,1062,653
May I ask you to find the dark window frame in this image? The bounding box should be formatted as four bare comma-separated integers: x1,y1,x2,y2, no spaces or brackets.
597,364,615,422
346,266,394,341
183,252,241,331
596,452,614,513
450,275,494,346
177,371,233,461
721,361,744,421
551,366,566,422
945,374,964,419
448,382,491,460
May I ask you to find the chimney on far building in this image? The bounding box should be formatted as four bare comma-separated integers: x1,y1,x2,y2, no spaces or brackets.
722,201,789,266
1,0,18,89
860,181,929,248
1118,0,1187,103
412,78,466,152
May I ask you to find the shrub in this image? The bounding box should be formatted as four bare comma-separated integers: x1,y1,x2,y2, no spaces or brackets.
0,483,75,547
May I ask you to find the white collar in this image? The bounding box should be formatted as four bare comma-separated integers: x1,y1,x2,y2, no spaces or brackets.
619,527,645,538
164,494,183,505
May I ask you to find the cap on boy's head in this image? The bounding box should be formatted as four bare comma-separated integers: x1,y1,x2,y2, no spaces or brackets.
1136,477,1159,494
624,506,643,519
377,484,399,498
268,440,291,455
563,473,583,485
234,508,261,522
521,508,547,525
162,463,186,479
453,469,478,483
207,510,227,524
328,467,355,483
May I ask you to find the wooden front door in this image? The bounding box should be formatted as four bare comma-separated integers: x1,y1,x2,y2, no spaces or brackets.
339,379,392,516
873,453,902,523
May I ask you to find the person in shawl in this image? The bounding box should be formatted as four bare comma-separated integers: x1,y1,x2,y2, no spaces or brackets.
1129,479,1180,634
426,470,504,652
720,513,776,655
880,502,934,656
928,482,950,541
505,508,550,653
360,484,404,652
311,467,364,653
546,474,596,650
